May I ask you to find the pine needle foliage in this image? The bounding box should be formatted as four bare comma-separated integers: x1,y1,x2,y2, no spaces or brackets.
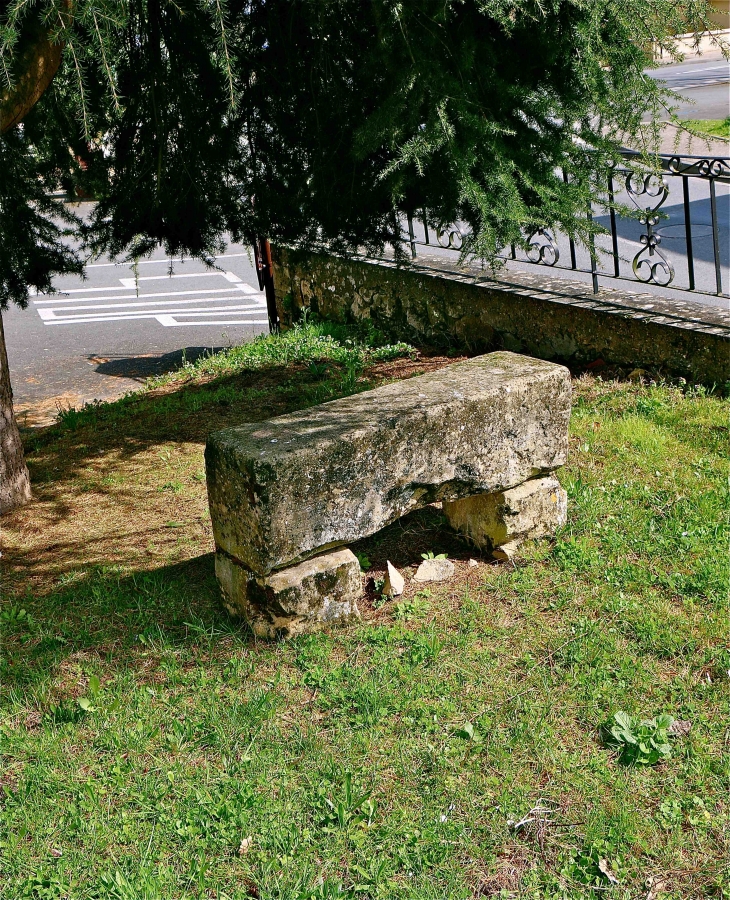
0,0,721,308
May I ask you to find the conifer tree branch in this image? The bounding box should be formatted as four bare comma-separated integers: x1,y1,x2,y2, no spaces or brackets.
91,9,120,110
213,0,235,109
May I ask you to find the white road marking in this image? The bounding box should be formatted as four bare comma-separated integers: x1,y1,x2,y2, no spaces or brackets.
118,271,242,287
156,318,270,326
34,288,248,304
661,64,730,75
153,309,267,317
235,283,262,294
35,272,268,327
36,296,266,314
41,282,223,295
38,303,265,320
46,270,249,295
39,306,267,325
84,252,252,269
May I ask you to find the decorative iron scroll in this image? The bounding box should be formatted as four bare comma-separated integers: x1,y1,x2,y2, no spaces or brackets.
666,156,730,181
619,151,730,184
525,227,560,266
401,149,727,298
436,225,464,250
625,172,675,287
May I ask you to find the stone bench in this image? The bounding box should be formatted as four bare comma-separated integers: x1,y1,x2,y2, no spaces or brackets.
205,351,571,637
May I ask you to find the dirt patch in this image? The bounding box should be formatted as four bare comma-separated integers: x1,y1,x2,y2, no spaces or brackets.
15,392,88,429
367,354,464,381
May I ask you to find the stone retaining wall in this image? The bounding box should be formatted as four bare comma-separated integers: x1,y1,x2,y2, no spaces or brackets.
272,248,730,384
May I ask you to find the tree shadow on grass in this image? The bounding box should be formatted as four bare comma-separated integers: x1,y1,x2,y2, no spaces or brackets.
1,552,249,698
2,504,488,700
22,363,314,460
14,358,352,516
5,355,456,594
4,363,336,592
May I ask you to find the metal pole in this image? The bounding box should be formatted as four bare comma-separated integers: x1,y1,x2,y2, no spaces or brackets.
682,176,695,291
563,169,577,270
709,179,723,296
587,203,599,294
407,213,417,259
607,173,620,277
255,237,280,332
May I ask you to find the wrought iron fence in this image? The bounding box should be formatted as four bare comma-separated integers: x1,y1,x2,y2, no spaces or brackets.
404,151,730,299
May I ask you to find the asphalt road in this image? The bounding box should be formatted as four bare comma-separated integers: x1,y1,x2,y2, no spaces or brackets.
6,236,268,425
647,56,730,119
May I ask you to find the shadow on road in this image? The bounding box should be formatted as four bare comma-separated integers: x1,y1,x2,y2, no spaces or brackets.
90,347,228,381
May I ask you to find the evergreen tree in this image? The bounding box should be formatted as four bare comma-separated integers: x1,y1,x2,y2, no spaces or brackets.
0,0,719,511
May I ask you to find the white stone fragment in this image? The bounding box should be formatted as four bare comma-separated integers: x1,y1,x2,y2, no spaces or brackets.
383,561,405,596
492,540,520,562
413,558,455,582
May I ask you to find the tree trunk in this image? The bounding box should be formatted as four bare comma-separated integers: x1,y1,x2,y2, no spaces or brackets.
0,11,71,513
0,35,63,133
0,309,31,514
0,4,70,134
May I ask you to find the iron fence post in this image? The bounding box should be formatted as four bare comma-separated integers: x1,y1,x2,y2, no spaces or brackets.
587,203,599,294
607,172,620,277
407,213,417,259
682,175,696,292
709,178,723,296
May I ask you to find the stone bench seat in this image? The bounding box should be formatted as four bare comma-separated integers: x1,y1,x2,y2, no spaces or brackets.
205,351,571,637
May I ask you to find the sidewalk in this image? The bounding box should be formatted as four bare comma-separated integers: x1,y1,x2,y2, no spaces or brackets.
655,122,729,155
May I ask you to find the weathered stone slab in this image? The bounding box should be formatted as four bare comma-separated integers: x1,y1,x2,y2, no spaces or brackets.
206,352,570,575
443,475,567,552
216,548,361,638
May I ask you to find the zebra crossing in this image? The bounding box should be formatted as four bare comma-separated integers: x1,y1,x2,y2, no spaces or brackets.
33,257,269,327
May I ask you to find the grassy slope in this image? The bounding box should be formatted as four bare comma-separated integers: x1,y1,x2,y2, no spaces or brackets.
1,325,728,900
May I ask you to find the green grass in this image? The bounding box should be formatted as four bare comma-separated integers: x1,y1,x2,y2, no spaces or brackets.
683,117,730,140
2,333,728,900
146,316,416,386
50,318,415,437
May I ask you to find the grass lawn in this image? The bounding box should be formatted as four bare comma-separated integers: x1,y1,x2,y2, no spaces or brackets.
681,117,730,141
2,323,728,899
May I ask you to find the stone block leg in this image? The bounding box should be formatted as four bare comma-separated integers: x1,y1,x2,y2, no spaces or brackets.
443,475,567,556
215,548,361,639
